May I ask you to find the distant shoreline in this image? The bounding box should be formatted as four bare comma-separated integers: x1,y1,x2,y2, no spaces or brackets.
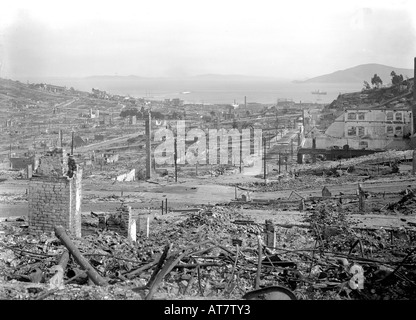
16,77,362,105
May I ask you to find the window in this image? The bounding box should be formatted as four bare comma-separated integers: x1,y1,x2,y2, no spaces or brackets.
395,126,403,135
347,113,357,120
395,112,402,121
386,126,394,135
357,126,365,136
386,112,393,121
358,112,365,120
347,126,356,136
359,141,368,149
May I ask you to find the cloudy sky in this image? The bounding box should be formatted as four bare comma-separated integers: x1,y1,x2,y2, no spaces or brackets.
0,0,415,80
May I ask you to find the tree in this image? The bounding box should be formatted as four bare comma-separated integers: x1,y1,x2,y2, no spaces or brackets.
151,111,164,120
362,81,371,91
391,71,404,85
371,74,383,88
120,108,139,118
201,115,212,122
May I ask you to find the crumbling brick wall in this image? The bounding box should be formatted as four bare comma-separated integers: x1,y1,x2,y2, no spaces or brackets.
10,156,35,170
99,204,136,241
28,148,82,237
36,148,68,176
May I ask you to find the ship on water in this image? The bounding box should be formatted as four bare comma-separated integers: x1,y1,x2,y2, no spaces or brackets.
311,90,327,95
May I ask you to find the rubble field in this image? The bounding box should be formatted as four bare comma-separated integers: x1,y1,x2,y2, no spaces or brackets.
1,148,416,300
1,200,415,300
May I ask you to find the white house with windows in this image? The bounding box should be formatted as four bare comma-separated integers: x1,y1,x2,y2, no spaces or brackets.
313,106,412,150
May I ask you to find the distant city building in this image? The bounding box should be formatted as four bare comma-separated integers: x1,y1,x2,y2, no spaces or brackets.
322,106,412,150
33,83,66,93
90,109,100,118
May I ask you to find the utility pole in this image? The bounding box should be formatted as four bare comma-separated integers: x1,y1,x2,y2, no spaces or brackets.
263,137,267,182
174,137,178,183
58,129,63,148
302,109,305,128
239,133,242,173
71,131,74,155
285,155,288,171
290,139,294,158
145,111,152,179
278,153,281,174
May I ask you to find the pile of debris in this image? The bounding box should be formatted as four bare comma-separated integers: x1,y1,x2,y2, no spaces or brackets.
237,174,365,193
1,204,415,300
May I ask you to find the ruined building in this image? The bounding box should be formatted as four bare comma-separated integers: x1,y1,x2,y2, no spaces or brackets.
299,76,414,161
28,148,82,237
320,106,412,150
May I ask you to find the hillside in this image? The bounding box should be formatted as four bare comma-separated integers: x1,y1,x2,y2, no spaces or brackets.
300,63,413,84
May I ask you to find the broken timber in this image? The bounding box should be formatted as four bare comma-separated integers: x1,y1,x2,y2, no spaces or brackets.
54,225,108,286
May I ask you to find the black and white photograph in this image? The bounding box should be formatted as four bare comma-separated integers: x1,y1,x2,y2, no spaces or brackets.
0,0,416,306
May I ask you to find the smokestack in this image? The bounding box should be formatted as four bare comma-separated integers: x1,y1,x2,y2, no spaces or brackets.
145,111,152,179
244,96,247,108
413,57,416,134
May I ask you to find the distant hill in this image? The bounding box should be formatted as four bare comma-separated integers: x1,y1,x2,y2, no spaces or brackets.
189,74,281,81
299,64,413,84
84,75,149,80
84,74,283,82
